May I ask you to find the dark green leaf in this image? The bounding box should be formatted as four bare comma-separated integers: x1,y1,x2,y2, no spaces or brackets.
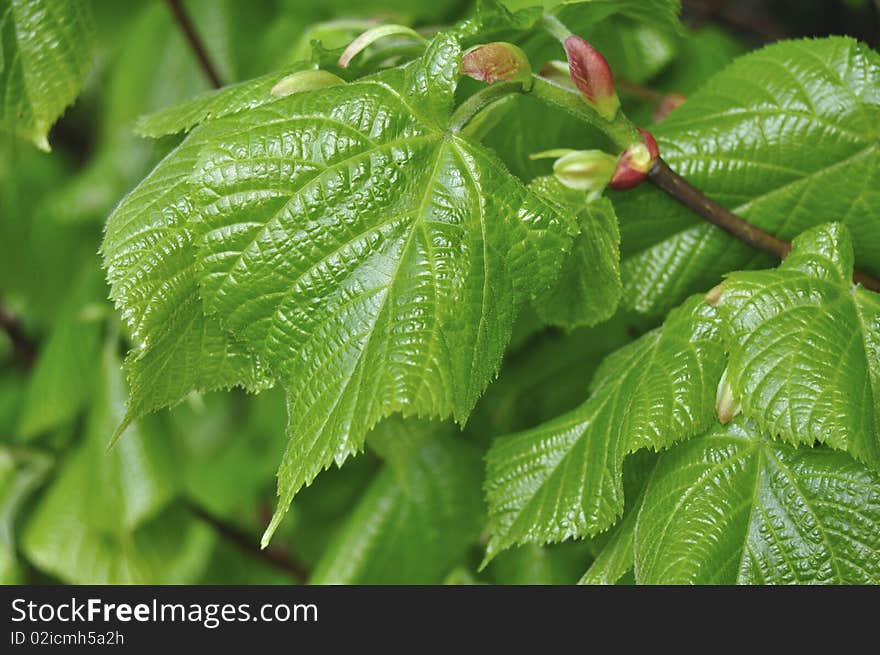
309,435,484,584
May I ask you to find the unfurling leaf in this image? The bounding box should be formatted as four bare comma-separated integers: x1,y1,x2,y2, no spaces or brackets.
563,35,620,119
461,42,532,88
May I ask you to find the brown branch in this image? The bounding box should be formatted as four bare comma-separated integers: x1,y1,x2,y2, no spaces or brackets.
648,159,880,293
0,298,36,367
184,500,309,583
165,0,224,89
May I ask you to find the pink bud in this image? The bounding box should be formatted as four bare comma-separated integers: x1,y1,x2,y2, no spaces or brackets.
652,92,686,121
461,42,532,88
609,128,660,190
563,35,619,119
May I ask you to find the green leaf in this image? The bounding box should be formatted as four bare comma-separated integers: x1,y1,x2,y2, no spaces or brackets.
0,447,51,584
501,0,681,32
482,94,606,182
578,451,655,584
614,37,880,314
24,504,212,584
102,122,273,435
365,415,436,488
530,180,621,329
135,63,314,138
20,344,197,583
576,14,677,84
309,435,484,584
715,222,880,470
651,26,746,96
16,269,105,439
578,505,636,585
170,387,288,515
0,0,95,150
162,36,572,542
635,419,880,584
510,1,682,92
466,310,656,439
489,542,593,584
483,296,725,561
103,34,575,543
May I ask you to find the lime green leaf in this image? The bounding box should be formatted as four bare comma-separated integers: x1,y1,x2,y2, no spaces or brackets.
0,447,51,584
135,63,314,138
309,436,484,584
577,14,677,84
169,387,288,515
501,0,681,31
578,505,636,584
21,345,191,583
102,125,272,435
103,35,575,543
614,37,880,314
490,542,593,584
478,0,542,31
651,26,746,96
443,566,487,584
715,223,880,470
16,269,105,439
160,36,574,542
467,310,654,439
483,296,725,560
0,0,95,150
510,1,682,90
635,419,880,584
577,452,654,584
366,416,436,488
530,180,621,329
24,505,212,584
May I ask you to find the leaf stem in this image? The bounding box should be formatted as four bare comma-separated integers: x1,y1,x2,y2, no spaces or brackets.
184,499,309,582
529,76,640,149
449,81,526,133
648,159,880,292
540,14,571,42
165,0,224,89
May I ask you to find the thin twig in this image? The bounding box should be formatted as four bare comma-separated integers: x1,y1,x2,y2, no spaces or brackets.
648,159,880,292
184,500,309,582
165,0,224,89
0,299,36,367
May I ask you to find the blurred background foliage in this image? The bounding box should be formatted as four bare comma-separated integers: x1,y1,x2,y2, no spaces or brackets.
1,0,878,585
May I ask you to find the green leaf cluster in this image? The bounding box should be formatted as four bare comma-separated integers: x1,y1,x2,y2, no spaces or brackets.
2,0,879,585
